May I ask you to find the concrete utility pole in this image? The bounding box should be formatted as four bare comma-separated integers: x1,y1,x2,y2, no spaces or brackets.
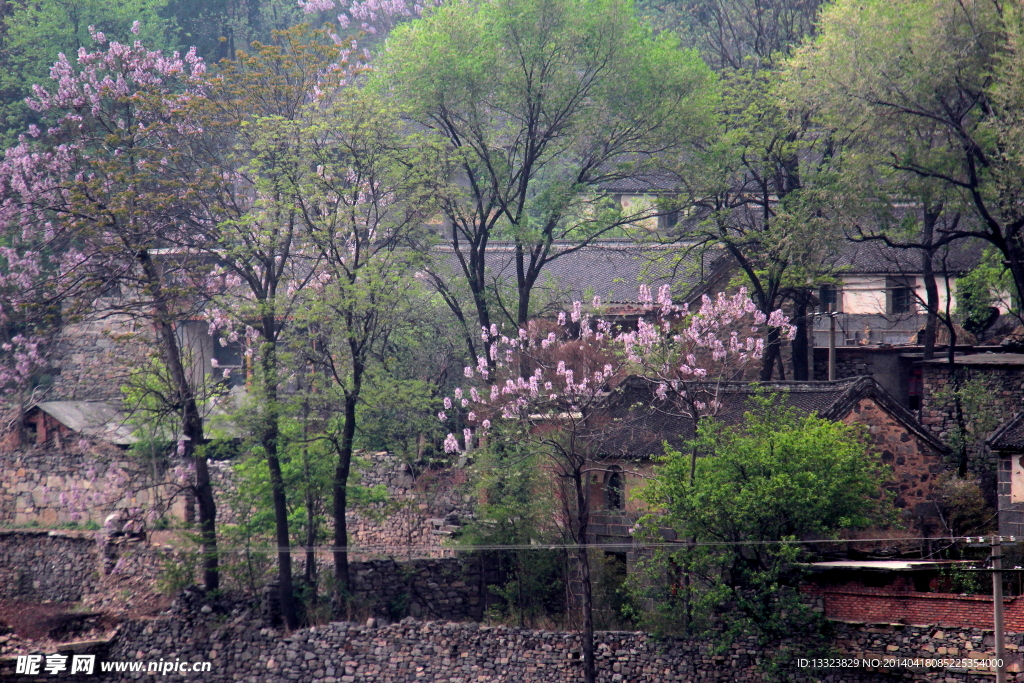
993,535,1006,683
828,306,836,382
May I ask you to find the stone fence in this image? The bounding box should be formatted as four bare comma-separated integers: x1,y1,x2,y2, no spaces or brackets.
0,530,97,602
0,448,189,527
5,609,1023,682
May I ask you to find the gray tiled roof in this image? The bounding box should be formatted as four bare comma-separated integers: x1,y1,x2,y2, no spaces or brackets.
988,413,1024,451
428,241,727,305
598,376,947,460
832,238,985,275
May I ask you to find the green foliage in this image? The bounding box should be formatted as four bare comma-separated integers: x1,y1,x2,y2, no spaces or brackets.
933,473,995,538
160,0,305,62
157,545,199,595
939,564,985,596
957,248,1015,334
635,391,894,641
458,423,565,628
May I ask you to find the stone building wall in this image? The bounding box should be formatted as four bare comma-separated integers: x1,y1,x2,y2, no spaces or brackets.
0,447,189,527
842,397,947,530
47,314,154,405
920,360,1024,499
6,613,1015,682
920,362,1024,450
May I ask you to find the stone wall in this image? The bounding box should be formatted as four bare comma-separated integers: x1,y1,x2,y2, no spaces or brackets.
842,397,946,530
345,558,487,623
920,362,1024,453
9,612,1015,682
0,447,189,527
346,454,475,559
920,360,1024,496
0,530,97,602
48,314,154,405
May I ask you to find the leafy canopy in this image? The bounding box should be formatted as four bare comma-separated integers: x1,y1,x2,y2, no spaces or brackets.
643,393,892,547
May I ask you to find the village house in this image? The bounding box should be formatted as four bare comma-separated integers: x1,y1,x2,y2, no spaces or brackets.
584,376,953,574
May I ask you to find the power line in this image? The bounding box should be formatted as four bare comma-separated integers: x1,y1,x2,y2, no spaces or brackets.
151,535,1014,555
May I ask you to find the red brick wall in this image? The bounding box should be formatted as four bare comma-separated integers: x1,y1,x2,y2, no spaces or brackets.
804,584,1021,630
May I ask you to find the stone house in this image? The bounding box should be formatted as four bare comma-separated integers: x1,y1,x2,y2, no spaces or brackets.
988,412,1024,538
919,353,1024,504
584,376,952,566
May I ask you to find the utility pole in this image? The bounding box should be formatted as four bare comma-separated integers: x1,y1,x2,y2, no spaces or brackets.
828,306,836,382
993,534,1006,683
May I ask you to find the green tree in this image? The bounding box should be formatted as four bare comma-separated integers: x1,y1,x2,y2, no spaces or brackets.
787,0,1024,311
636,393,893,641
160,0,305,63
250,84,439,614
458,423,564,629
373,0,716,358
957,247,1015,335
676,65,836,380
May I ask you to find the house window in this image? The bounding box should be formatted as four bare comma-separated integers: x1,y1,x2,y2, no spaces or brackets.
214,337,245,388
819,285,841,313
658,209,680,231
605,466,624,510
888,278,916,314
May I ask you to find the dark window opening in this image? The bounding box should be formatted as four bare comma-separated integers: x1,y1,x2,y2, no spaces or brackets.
912,572,933,592
819,285,840,313
659,209,680,231
888,278,917,315
606,467,624,510
862,572,891,588
214,338,244,388
907,366,923,410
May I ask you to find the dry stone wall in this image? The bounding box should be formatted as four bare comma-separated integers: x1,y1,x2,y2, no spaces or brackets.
0,530,97,602
40,611,1024,683
347,558,486,623
347,455,475,559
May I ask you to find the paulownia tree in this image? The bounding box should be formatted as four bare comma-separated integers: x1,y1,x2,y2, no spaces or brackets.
439,286,789,683
0,26,223,590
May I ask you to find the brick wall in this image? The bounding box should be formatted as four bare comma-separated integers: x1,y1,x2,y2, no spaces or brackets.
804,583,1024,631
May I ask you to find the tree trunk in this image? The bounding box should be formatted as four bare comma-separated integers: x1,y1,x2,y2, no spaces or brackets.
137,249,218,590
921,205,941,360
791,298,809,381
261,341,298,629
304,447,317,590
758,326,782,381
572,469,595,683
332,392,357,616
